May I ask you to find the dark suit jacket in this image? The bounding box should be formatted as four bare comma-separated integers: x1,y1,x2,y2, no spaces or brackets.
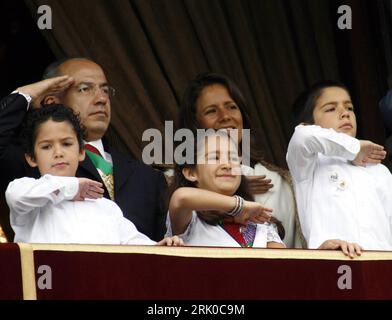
0,93,167,241
379,89,392,171
379,89,392,132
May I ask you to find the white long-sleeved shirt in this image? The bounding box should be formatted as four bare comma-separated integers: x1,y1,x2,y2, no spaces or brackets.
6,175,155,245
287,125,392,250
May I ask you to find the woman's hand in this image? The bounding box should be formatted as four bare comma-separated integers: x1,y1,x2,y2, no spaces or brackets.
244,175,273,195
318,239,363,258
73,178,104,201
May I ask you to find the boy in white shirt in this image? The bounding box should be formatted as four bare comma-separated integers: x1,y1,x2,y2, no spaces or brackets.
287,81,392,255
6,104,182,246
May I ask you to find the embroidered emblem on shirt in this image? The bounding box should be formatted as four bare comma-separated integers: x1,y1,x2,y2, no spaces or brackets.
329,170,347,191
329,172,339,182
337,180,347,190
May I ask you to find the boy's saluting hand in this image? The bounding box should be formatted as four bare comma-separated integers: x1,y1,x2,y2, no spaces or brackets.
74,178,104,201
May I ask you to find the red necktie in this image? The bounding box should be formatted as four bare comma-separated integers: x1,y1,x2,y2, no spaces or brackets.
85,144,102,157
84,143,115,200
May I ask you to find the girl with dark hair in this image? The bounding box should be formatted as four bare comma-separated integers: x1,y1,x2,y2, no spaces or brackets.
288,81,392,255
167,131,285,248
171,72,304,248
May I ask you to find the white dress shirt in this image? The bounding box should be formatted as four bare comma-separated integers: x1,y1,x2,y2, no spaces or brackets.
6,175,155,245
287,125,392,250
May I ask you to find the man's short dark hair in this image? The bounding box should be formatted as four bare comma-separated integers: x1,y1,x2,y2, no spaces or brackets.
42,57,93,79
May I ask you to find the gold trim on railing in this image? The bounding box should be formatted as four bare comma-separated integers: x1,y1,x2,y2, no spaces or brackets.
0,225,7,243
18,243,37,300
26,243,392,261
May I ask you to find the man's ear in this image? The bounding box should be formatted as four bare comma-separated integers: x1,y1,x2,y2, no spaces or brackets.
182,167,198,183
25,153,38,168
42,95,61,105
79,149,86,162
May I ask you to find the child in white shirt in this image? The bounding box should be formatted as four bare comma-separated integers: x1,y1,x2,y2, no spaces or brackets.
6,104,182,246
167,131,285,248
287,81,392,255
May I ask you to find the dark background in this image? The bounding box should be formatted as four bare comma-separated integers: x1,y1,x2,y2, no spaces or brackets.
0,0,391,167
0,1,55,97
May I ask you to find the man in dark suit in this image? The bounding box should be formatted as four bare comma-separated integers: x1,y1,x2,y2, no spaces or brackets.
379,89,392,132
0,58,167,241
379,87,392,172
